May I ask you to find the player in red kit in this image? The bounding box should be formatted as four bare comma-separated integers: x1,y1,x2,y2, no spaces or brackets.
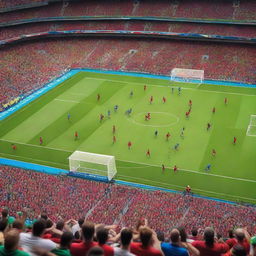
212,107,216,114
74,131,78,140
128,141,132,149
212,149,216,157
144,85,147,91
12,144,17,151
146,149,151,157
166,132,170,141
224,97,228,105
185,111,190,119
162,97,166,103
112,125,116,134
173,165,178,173
39,137,43,145
97,93,100,101
113,135,116,144
162,164,165,173
149,96,153,104
233,136,237,145
100,114,104,122
189,99,192,106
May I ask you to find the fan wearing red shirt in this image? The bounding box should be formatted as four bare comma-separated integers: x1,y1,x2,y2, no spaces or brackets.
223,244,247,256
229,228,250,254
70,222,98,256
192,227,229,256
130,227,163,256
96,228,114,256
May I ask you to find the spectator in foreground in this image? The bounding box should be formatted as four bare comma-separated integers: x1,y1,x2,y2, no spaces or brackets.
130,227,163,256
224,244,247,256
0,229,30,256
96,228,114,256
192,227,229,256
250,236,256,256
70,222,98,256
51,232,73,256
161,228,190,256
87,246,104,256
234,228,250,254
114,228,135,256
0,220,8,245
19,219,56,256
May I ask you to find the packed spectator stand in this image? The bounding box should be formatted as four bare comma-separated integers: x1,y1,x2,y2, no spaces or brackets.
1,1,256,255
0,166,256,255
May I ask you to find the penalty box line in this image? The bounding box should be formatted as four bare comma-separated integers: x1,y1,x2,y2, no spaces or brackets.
117,159,256,183
91,77,256,97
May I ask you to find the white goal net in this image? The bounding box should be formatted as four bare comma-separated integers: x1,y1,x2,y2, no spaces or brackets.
171,68,204,84
68,151,117,181
246,115,256,137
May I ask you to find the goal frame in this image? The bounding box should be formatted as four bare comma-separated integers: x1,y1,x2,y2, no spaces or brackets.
68,151,117,181
170,68,204,84
246,115,256,137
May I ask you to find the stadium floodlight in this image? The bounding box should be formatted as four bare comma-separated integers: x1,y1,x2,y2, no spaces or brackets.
171,68,204,84
68,151,117,181
246,115,256,137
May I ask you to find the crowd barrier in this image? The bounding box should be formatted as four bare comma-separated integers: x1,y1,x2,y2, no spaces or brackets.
0,30,255,48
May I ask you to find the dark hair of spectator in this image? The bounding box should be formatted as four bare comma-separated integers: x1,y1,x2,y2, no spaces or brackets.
191,228,198,237
178,226,187,242
1,209,8,219
156,231,165,242
12,220,23,230
170,229,180,243
96,228,108,245
120,228,133,246
46,219,53,229
60,232,73,248
78,218,85,227
0,220,8,232
231,244,247,256
87,246,104,256
204,228,215,247
4,229,19,251
56,220,64,231
82,222,95,241
40,214,48,220
32,219,46,237
140,227,152,247
228,229,234,238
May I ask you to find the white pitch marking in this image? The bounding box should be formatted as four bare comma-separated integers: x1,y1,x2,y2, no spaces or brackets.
0,139,73,153
117,159,256,183
54,99,81,103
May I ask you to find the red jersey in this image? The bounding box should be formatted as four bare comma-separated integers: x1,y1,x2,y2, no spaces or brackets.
225,238,250,254
174,166,178,172
113,136,116,143
234,137,237,143
163,97,166,103
150,96,153,102
130,242,162,256
70,241,98,256
75,132,78,137
99,244,114,256
146,149,150,156
189,100,192,105
12,145,17,150
192,240,229,256
212,107,216,113
128,141,132,148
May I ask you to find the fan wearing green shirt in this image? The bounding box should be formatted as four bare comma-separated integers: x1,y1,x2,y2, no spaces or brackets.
51,232,73,256
0,229,30,256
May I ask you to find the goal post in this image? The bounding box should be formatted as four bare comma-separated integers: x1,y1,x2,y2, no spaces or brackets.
68,151,117,181
246,115,256,137
171,68,204,84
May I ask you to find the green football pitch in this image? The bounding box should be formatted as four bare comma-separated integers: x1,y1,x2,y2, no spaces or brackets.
0,71,256,203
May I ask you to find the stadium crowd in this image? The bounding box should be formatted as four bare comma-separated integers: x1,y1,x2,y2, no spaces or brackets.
1,38,255,109
0,166,256,255
1,0,256,21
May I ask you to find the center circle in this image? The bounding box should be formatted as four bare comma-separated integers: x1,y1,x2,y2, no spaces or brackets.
130,112,179,127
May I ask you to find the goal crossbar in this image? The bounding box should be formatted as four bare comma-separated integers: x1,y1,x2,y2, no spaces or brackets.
68,151,117,181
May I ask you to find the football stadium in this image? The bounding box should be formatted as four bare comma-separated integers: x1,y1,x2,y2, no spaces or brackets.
0,1,256,256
